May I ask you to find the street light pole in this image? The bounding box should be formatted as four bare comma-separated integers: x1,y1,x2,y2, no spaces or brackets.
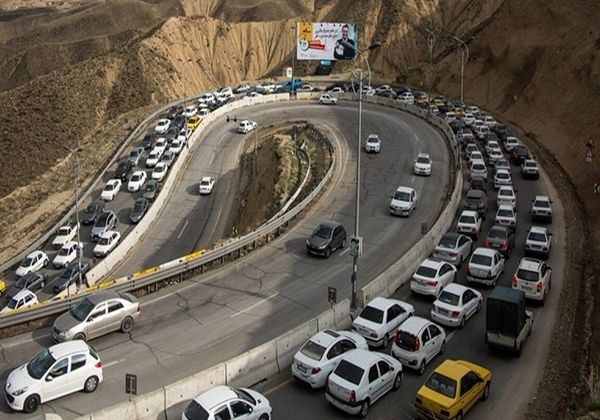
425,28,436,111
64,145,82,292
452,36,469,104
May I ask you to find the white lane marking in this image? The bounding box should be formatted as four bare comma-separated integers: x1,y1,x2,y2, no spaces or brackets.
339,247,350,256
446,330,457,342
230,293,280,318
103,359,125,368
207,207,224,241
263,377,293,395
177,219,189,239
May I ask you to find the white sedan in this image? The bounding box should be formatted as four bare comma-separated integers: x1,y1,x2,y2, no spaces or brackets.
154,118,171,133
410,258,457,297
319,94,338,105
497,185,517,209
466,247,505,286
352,297,414,348
93,230,121,258
145,150,162,168
152,162,168,182
238,120,257,134
53,241,83,269
16,251,49,277
431,283,483,328
198,177,215,195
51,224,78,248
365,134,381,153
127,171,147,192
413,153,432,176
456,210,482,239
169,139,184,155
154,138,167,154
101,179,122,201
291,329,369,388
183,105,197,117
495,204,518,228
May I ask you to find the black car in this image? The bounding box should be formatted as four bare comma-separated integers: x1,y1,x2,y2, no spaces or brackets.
53,261,91,294
468,176,487,192
6,272,47,299
142,132,157,150
493,124,507,139
484,132,499,143
81,200,105,225
165,126,179,143
450,120,466,133
129,197,149,224
484,225,515,258
464,189,488,219
306,221,347,258
510,145,530,165
115,160,133,182
173,115,186,130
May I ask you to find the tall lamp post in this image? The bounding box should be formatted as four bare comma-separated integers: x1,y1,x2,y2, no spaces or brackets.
344,40,381,310
178,58,193,142
64,145,83,291
425,28,436,109
452,36,469,104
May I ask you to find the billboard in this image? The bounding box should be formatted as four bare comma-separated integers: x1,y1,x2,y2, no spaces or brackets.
297,22,358,61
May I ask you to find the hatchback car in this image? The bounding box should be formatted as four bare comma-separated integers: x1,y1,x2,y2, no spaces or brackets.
410,259,457,298
504,136,519,152
365,134,381,153
52,291,140,342
319,94,338,105
391,316,446,375
160,150,175,167
531,195,553,223
352,297,414,348
91,211,117,242
129,197,149,224
4,341,102,413
306,222,346,258
81,201,105,225
495,205,517,228
6,272,47,299
488,147,503,164
524,226,552,259
145,150,162,168
325,349,402,417
182,385,272,420
468,176,487,192
390,186,417,216
16,251,49,277
291,329,369,388
128,170,147,192
510,145,529,164
468,151,484,164
457,210,482,239
432,233,473,266
521,159,539,179
237,120,257,133
100,179,122,201
496,185,517,209
52,261,90,294
143,180,160,201
152,162,169,181
484,225,515,258
154,137,167,154
494,168,512,189
127,147,144,166
93,230,121,258
494,157,511,172
154,118,171,133
512,257,552,304
413,153,432,176
199,176,215,194
431,284,482,328
464,189,488,219
1,289,39,314
466,247,505,286
415,359,491,420
469,160,487,180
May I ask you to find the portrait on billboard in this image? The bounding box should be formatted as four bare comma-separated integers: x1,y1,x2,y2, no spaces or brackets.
297,22,358,61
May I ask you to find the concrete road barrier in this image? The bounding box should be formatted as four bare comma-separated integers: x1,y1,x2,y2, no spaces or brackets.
275,318,318,369
87,387,165,420
225,341,279,388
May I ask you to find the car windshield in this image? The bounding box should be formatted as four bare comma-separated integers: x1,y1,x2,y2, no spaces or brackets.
425,372,457,399
438,291,460,306
145,184,155,192
105,184,115,191
70,298,95,322
529,232,547,242
497,173,509,179
26,349,57,380
134,202,144,211
22,257,34,267
471,254,492,266
183,400,209,420
397,331,417,351
438,236,457,249
488,228,507,239
58,247,71,256
200,180,210,186
98,236,112,245
57,227,70,236
517,268,539,282
497,209,513,217
535,200,550,208
416,157,429,164
394,191,411,201
526,162,537,168
367,137,378,143
233,387,256,405
313,225,333,239
333,360,364,386
7,297,21,309
459,216,476,224
358,306,384,324
132,175,140,182
416,265,437,278
300,340,327,361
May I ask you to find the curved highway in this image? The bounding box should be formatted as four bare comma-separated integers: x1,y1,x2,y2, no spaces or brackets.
0,101,452,418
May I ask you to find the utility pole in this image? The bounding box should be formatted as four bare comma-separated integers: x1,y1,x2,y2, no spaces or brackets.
64,144,83,293
425,28,436,113
452,36,469,104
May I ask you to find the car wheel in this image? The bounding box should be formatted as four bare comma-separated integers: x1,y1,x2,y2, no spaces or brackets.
341,238,346,249
440,340,446,355
43,258,48,268
73,333,86,342
258,415,270,420
121,316,134,333
460,316,466,329
455,410,464,420
40,280,45,288
476,299,482,313
516,341,523,357
482,382,490,400
382,333,389,348
418,360,426,376
84,375,99,393
23,394,40,413
325,247,331,258
393,372,402,391
359,400,370,418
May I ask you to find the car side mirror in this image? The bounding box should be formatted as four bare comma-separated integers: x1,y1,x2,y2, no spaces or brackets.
87,317,94,322
46,375,53,382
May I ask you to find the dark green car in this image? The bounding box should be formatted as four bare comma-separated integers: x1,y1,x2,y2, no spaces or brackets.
143,180,160,201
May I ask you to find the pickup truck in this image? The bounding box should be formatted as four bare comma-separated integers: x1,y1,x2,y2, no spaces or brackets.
486,286,533,356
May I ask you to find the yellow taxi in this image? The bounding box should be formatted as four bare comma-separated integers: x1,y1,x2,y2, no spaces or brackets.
433,98,446,109
187,115,201,131
415,359,491,420
453,107,465,119
0,278,5,296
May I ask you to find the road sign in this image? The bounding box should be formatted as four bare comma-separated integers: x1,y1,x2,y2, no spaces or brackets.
328,287,337,304
126,373,137,396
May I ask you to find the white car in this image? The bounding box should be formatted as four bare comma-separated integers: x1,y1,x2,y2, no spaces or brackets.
5,341,102,413
152,162,168,182
182,385,271,420
512,257,552,303
495,204,517,228
475,125,490,140
238,120,257,134
410,259,457,297
390,186,417,216
245,91,263,98
16,251,49,277
93,230,121,258
198,93,216,106
51,224,79,248
485,140,501,155
413,153,432,176
524,226,552,259
365,134,381,153
319,94,338,105
493,168,512,189
198,176,215,195
100,179,122,201
463,112,475,125
197,107,210,118
233,84,250,93
127,171,147,192
531,195,553,223
216,93,232,105
488,147,503,164
169,139,184,155
465,144,479,158
496,185,517,209
352,297,414,348
397,92,415,104
457,210,482,239
504,136,520,152
469,160,487,180
1,290,39,315
521,159,540,179
327,87,344,93
154,118,171,134
431,283,483,328
483,115,496,128
445,112,457,123
466,247,505,286
154,137,167,154
145,149,162,168
360,85,375,96
465,105,480,117
183,106,197,117
325,349,402,418
52,241,83,269
494,157,511,172
432,233,473,266
391,316,446,375
291,329,369,388
468,150,484,164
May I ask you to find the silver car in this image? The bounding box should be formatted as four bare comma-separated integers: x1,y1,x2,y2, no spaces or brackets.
432,232,473,266
52,291,140,342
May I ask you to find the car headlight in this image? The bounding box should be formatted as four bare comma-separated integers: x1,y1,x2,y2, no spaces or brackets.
12,387,28,396
59,330,71,337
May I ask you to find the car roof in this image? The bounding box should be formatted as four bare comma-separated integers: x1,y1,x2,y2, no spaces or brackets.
524,159,537,164
12,289,36,300
497,204,514,211
518,257,544,271
529,226,548,234
193,385,238,409
395,186,414,193
398,316,431,334
432,359,472,380
490,224,510,233
418,258,445,270
201,176,213,182
441,283,470,295
460,210,478,217
534,195,550,201
496,168,510,175
49,340,91,359
466,189,485,197
472,247,497,257
309,329,343,347
365,296,400,310
318,221,342,229
337,349,381,369
98,230,116,239
417,153,430,159
86,290,121,304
